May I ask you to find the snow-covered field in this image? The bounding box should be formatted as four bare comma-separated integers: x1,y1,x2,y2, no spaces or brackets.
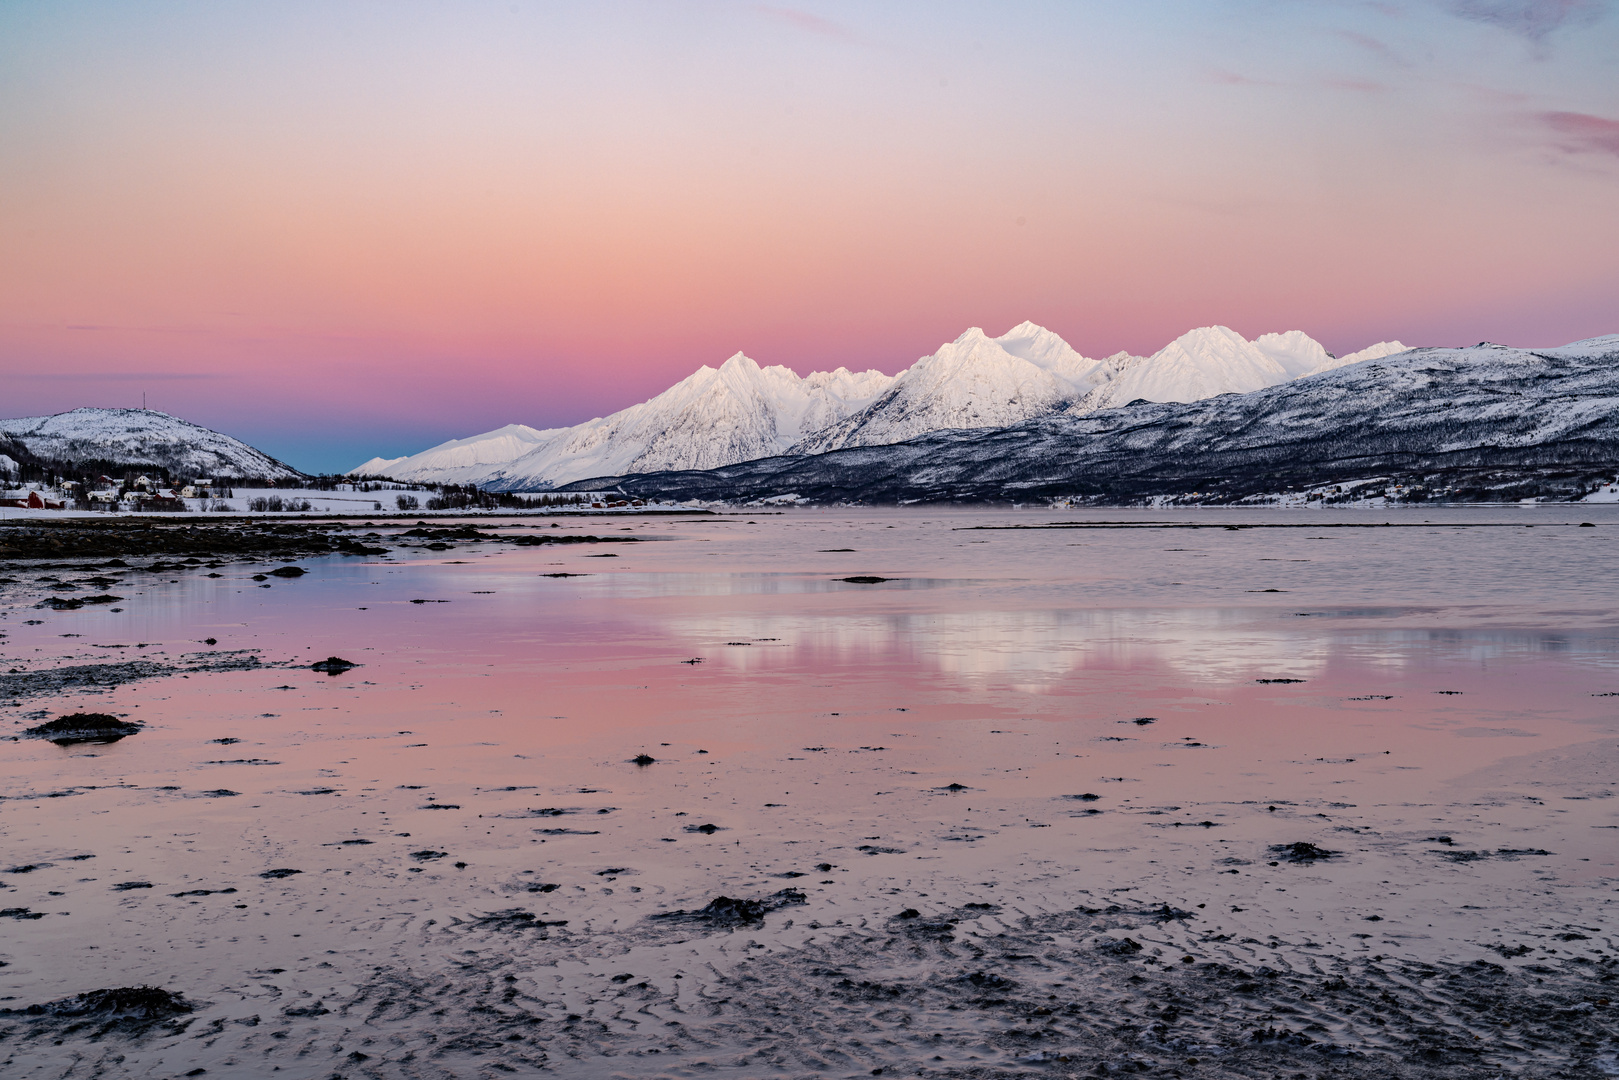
0,487,685,520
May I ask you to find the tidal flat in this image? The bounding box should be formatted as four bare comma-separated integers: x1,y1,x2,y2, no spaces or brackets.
0,507,1615,1079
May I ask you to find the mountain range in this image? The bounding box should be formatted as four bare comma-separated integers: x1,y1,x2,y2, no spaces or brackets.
554,336,1619,505
10,329,1608,507
355,323,1406,490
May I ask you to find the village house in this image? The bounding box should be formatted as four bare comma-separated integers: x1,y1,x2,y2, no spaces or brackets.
0,490,65,510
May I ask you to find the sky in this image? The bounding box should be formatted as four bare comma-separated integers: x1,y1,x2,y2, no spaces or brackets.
2,1,1616,473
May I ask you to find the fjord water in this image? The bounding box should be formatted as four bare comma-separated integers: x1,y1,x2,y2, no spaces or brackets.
2,507,1616,1077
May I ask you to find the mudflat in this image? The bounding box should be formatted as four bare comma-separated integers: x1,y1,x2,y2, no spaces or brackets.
0,507,1615,1078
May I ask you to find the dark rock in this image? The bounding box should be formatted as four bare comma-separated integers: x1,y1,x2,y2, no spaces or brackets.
259,868,302,879
1270,841,1339,863
473,909,568,931
24,712,142,745
267,566,306,577
310,656,357,674
839,576,890,584
652,888,807,925
956,971,1015,990
0,907,46,920
0,985,195,1023
632,753,656,766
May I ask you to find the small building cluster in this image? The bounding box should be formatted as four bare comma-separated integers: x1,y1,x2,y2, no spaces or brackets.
1,475,221,512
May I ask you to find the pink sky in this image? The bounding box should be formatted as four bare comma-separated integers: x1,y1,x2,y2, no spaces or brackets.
2,1,1616,471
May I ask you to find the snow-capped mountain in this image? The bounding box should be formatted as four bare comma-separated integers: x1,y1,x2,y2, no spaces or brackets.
792,325,1097,454
354,424,564,486
563,335,1619,505
0,408,301,480
1072,326,1289,413
1072,327,1408,413
1303,339,1410,375
356,322,1408,490
994,320,1099,385
365,354,893,491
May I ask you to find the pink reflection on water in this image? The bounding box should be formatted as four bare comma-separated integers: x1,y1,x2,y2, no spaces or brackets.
2,508,1618,1015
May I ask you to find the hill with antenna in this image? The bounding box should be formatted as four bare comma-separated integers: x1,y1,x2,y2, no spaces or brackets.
0,408,302,481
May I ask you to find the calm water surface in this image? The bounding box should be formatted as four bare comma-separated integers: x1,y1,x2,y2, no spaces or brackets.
1,506,1615,1076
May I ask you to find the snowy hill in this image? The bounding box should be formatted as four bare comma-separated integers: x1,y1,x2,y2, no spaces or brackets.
355,322,1408,490
477,355,892,491
560,335,1619,505
1072,326,1290,412
352,455,407,476
1072,327,1408,413
368,355,893,491
1303,339,1409,375
0,408,301,480
353,424,564,485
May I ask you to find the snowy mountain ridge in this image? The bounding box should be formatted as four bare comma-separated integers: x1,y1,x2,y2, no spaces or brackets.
791,325,1099,454
559,334,1619,506
357,322,1408,490
0,408,301,480
374,354,894,491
